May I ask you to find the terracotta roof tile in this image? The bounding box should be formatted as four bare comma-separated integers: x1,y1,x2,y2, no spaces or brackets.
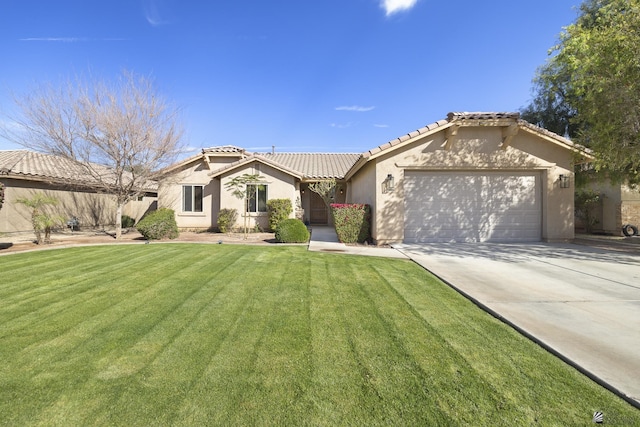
447,112,520,121
0,150,157,191
210,154,304,179
264,152,361,180
361,112,525,160
0,150,91,181
202,145,246,154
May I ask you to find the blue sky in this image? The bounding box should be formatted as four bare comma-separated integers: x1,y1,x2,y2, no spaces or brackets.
1,0,580,156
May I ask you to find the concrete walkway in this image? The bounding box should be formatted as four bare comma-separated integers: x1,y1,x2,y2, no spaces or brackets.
394,242,640,408
308,226,407,259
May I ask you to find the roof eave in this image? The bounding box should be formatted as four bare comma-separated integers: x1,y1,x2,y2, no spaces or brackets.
345,121,454,180
209,155,304,180
517,121,595,160
156,152,207,177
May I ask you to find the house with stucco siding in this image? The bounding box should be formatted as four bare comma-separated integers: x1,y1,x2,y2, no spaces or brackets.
577,179,640,236
158,112,590,244
0,150,157,234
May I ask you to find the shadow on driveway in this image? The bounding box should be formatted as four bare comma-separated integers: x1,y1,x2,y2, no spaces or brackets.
396,241,640,266
396,241,640,408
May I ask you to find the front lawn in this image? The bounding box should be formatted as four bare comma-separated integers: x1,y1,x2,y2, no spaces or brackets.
0,244,638,426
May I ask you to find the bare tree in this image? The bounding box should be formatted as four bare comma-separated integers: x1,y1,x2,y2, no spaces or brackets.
1,70,184,238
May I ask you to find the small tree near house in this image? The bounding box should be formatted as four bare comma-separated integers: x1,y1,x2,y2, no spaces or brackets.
16,193,64,244
224,173,266,239
308,179,341,221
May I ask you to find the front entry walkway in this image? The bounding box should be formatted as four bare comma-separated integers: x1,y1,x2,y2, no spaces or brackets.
395,242,640,407
307,226,407,259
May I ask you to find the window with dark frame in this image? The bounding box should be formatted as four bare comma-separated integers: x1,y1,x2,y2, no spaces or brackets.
182,185,204,212
246,184,267,213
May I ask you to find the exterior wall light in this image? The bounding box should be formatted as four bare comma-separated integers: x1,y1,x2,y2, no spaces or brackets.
382,174,395,194
559,174,570,189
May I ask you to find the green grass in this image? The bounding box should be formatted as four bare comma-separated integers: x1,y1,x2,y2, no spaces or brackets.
0,244,638,426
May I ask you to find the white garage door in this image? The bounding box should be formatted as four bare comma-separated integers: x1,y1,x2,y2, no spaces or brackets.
404,171,541,243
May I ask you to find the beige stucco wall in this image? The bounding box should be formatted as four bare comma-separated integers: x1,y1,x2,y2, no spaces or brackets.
621,185,640,230
0,178,156,234
347,161,376,234
218,162,298,231
583,180,640,235
159,155,306,232
351,125,576,244
158,159,219,230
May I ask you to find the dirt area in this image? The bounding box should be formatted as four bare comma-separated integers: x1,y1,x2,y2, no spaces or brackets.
0,229,278,256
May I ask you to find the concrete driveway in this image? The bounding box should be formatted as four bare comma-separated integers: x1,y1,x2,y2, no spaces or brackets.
394,241,640,407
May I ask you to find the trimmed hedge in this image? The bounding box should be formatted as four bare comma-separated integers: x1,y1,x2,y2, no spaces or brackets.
217,208,238,233
136,208,179,240
331,203,371,244
275,218,310,243
267,198,292,232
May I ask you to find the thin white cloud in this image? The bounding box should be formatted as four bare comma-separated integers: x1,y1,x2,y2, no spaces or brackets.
335,105,375,112
330,122,353,129
20,37,84,42
20,37,126,42
374,124,389,128
144,0,169,26
382,0,419,16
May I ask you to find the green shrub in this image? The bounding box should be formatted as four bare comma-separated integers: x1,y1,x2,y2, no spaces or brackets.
136,208,179,240
217,208,238,233
331,204,371,243
267,199,292,231
121,214,136,228
575,190,601,233
275,218,310,243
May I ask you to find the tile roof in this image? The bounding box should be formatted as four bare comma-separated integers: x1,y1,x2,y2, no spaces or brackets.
447,112,521,121
171,112,590,182
0,150,92,181
209,152,361,180
263,152,361,180
361,119,451,159
0,150,158,191
209,154,304,179
202,145,246,154
348,111,588,179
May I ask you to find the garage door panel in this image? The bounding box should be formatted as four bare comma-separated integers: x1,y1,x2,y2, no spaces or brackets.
404,172,541,243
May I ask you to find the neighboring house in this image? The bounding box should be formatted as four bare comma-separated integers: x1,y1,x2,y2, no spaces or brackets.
577,180,640,235
0,150,157,234
158,112,589,244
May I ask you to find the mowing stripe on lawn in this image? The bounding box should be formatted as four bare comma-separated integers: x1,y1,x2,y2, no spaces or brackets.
0,245,197,342
30,246,250,426
371,259,634,423
1,245,638,426
167,249,304,426
0,246,168,321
